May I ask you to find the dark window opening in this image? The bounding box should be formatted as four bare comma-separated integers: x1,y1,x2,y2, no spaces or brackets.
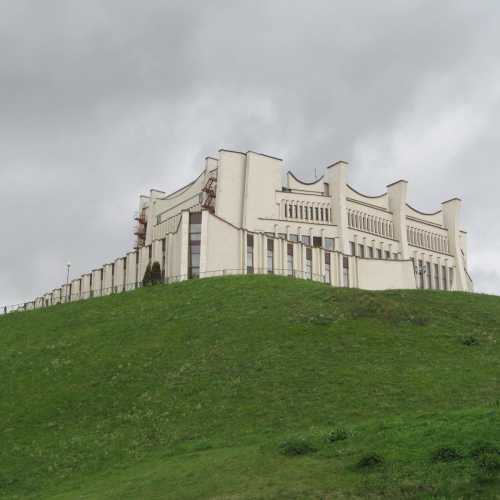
189,212,202,278
247,234,254,274
267,238,274,274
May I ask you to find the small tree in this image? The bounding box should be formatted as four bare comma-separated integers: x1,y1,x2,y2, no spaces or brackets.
142,263,152,287
151,261,162,285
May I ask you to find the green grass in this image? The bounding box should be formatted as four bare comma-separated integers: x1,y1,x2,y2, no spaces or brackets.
1,275,500,499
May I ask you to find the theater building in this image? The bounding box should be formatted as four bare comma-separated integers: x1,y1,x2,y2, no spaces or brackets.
29,149,473,309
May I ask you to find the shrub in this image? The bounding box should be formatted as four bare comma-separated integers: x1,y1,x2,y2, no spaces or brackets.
476,452,500,475
431,447,464,463
462,336,480,346
357,453,384,468
326,428,349,443
469,443,500,458
410,315,430,327
278,438,317,457
151,261,162,285
142,263,152,287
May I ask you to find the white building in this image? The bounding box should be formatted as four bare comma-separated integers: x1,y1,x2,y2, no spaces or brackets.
27,149,473,310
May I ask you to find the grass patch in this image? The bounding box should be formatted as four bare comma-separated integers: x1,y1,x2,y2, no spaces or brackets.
356,453,384,468
278,438,317,457
431,447,464,463
1,275,500,499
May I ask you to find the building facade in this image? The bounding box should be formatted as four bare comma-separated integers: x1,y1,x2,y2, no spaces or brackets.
26,149,473,310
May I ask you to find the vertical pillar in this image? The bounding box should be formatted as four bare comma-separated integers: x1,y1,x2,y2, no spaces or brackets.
386,180,409,259
325,161,349,254
180,210,190,280
441,198,468,291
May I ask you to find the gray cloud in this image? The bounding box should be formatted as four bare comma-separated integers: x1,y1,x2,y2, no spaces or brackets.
1,0,499,305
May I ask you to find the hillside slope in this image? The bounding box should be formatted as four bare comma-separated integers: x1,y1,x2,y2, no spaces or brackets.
1,276,500,499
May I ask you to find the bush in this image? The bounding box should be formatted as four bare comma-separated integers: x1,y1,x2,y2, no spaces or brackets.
326,428,349,443
410,315,430,327
142,263,152,287
431,447,464,463
278,438,317,457
357,453,384,468
476,452,500,475
462,336,480,346
151,261,162,285
469,443,500,458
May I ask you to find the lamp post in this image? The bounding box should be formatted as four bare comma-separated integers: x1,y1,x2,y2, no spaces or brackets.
66,262,71,302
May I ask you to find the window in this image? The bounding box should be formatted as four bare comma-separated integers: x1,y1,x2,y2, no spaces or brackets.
325,252,331,284
315,207,319,220
302,235,311,246
162,238,166,281
123,258,127,290
188,212,202,278
434,264,440,289
300,206,303,219
288,234,299,242
294,205,298,218
324,183,330,196
287,243,293,276
442,265,447,290
304,206,308,220
309,206,313,219
267,239,274,274
313,236,322,248
418,259,424,289
359,244,365,258
320,208,324,221
306,248,312,279
368,246,374,258
449,268,454,290
288,205,293,218
376,248,382,259
350,241,356,256
426,262,432,288
324,238,334,251
385,250,390,260
247,234,254,274
325,209,329,222
343,256,349,287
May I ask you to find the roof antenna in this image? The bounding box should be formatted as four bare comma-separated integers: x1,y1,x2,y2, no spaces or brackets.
314,168,317,180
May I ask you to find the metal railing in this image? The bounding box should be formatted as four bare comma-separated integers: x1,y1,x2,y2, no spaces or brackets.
0,267,334,316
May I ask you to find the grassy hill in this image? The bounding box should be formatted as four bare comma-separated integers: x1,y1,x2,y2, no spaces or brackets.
1,276,500,499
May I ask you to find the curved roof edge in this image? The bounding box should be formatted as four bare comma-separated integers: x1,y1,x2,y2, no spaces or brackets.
442,197,462,204
346,183,387,199
405,202,442,216
326,160,349,169
386,179,408,188
287,170,324,185
162,170,204,201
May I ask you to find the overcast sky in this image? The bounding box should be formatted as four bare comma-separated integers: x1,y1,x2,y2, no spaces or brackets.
1,0,499,306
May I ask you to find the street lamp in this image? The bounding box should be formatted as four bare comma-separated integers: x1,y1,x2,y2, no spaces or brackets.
66,262,71,302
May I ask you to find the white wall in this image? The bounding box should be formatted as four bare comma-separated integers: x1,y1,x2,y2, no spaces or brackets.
357,258,416,290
